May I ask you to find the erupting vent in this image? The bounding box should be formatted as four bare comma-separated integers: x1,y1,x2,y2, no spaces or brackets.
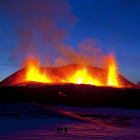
0,54,138,88
24,55,122,88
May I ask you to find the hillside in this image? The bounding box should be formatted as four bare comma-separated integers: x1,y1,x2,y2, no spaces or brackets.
0,64,138,88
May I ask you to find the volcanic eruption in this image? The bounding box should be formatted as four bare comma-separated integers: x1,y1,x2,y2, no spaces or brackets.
0,0,140,111
0,53,140,109
0,54,138,89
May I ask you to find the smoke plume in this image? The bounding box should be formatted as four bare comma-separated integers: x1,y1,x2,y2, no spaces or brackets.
54,38,107,68
1,0,108,68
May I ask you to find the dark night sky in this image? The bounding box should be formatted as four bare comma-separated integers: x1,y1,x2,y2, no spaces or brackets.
0,0,140,84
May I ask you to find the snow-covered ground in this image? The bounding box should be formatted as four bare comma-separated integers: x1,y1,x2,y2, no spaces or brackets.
0,103,140,139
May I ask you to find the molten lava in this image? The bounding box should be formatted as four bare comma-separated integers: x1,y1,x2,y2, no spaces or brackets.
26,58,52,83
24,54,122,88
107,55,119,87
68,68,102,86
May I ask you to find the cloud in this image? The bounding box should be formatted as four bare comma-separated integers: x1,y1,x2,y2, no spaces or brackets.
0,0,115,69
0,0,77,63
53,38,107,68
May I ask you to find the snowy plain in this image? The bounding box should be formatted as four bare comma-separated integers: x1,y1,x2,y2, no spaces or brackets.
0,103,140,139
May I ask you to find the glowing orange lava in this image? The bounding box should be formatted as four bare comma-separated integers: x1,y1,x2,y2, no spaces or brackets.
25,54,122,88
107,54,119,87
68,68,102,86
26,58,52,83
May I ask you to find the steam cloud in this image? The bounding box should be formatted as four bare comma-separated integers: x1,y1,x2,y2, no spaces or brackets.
55,38,107,68
1,0,108,68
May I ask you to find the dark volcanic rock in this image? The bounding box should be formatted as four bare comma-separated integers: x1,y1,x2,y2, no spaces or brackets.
0,82,140,109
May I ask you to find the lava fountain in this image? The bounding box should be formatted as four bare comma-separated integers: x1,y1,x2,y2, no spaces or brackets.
107,54,119,87
24,54,123,88
26,57,52,83
68,68,102,86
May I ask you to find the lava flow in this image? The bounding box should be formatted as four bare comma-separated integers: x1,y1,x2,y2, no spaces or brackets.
24,54,123,88
68,68,102,86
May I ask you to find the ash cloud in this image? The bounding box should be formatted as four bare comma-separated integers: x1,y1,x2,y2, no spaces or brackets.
1,0,108,68
1,0,77,61
54,38,107,68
